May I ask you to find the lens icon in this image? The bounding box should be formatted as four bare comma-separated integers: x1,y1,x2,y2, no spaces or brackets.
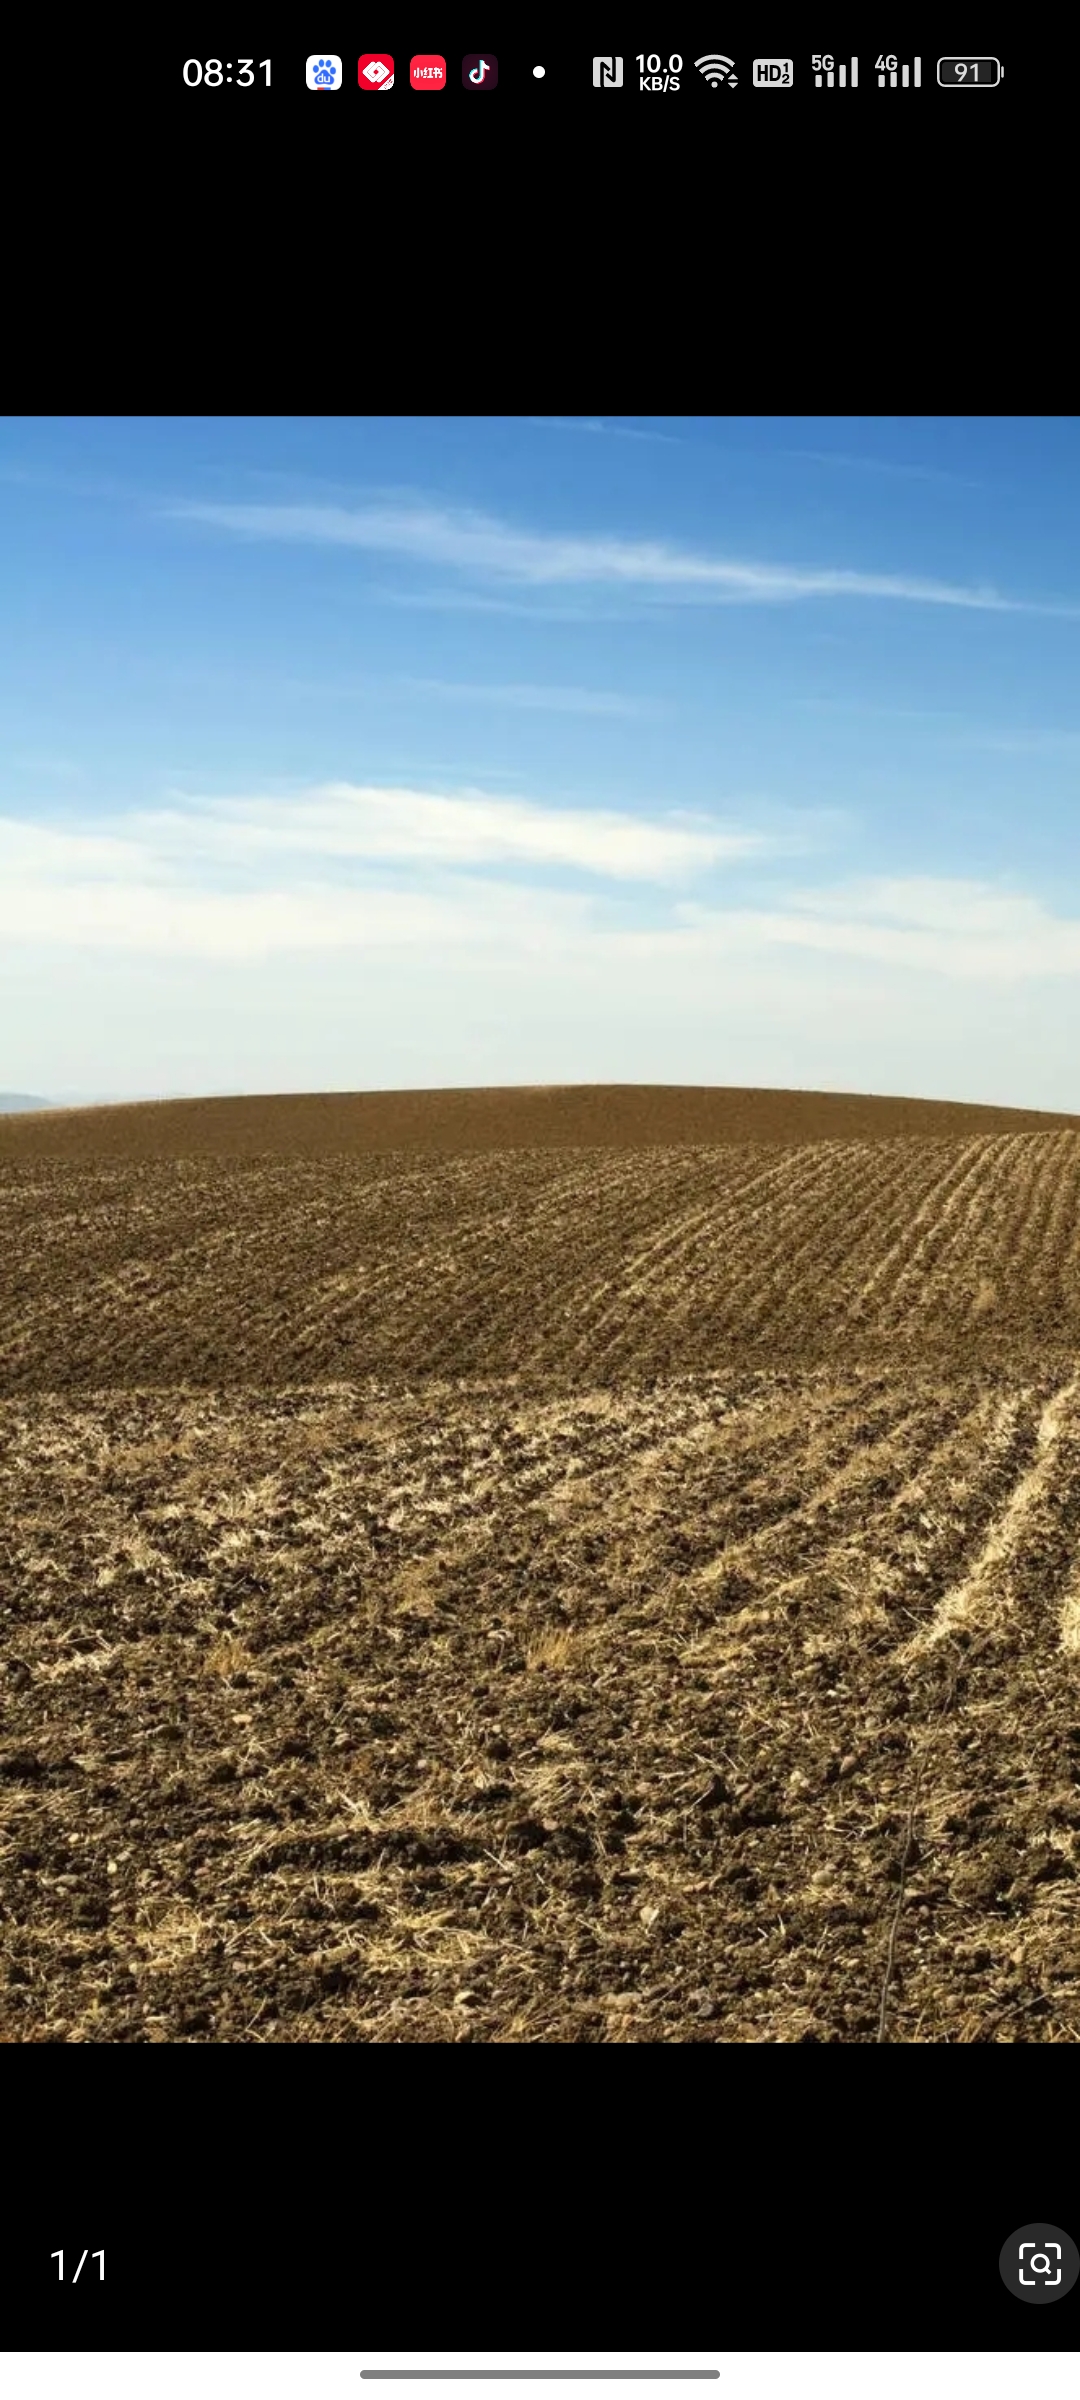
999,2224,1079,2303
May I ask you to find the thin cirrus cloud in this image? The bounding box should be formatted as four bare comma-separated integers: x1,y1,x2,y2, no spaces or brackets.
159,496,1062,612
524,418,685,445
782,448,987,489
782,876,1050,936
672,877,1080,983
402,678,657,716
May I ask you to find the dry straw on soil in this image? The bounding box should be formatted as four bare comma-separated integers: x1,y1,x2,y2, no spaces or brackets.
4,1084,1080,2042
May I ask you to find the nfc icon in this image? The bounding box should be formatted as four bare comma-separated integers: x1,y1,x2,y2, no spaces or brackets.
593,55,623,84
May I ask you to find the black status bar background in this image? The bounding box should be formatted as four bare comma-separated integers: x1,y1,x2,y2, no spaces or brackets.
135,23,1025,113
175,48,1009,98
20,14,1038,220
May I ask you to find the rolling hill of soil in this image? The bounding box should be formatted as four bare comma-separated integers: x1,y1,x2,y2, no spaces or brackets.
4,1084,1080,2043
2,1080,1079,1160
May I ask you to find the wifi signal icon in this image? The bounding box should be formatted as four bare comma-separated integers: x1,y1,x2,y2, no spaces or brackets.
695,52,737,84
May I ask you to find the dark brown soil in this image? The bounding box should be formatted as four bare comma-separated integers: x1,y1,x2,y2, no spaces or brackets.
3,1364,1080,2043
2,1080,1078,1161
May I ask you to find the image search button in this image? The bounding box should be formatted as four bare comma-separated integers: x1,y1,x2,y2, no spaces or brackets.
999,2225,1079,2303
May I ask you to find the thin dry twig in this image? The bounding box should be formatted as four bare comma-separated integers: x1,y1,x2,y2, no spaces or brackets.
876,1758,927,2042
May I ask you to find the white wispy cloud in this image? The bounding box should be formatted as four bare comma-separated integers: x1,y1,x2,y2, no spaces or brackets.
160,497,1059,612
367,585,645,623
5,790,1080,988
0,784,776,959
951,727,1080,757
525,418,683,445
672,877,1080,982
782,876,1043,935
144,784,766,878
0,875,473,959
402,679,657,716
9,751,86,780
784,448,986,489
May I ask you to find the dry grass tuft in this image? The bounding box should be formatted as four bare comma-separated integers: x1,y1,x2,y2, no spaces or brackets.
202,1633,256,1679
525,1626,579,1671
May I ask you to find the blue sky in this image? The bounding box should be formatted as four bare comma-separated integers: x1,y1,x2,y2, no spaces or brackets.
5,413,1080,1107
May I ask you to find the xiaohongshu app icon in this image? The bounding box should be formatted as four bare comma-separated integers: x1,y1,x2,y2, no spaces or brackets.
358,54,395,89
410,54,447,87
306,54,342,87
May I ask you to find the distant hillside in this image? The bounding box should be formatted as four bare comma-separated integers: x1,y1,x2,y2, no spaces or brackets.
2,1082,1080,1159
0,1094,52,1113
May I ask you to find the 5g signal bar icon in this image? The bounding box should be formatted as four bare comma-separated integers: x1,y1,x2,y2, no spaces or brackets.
696,53,736,83
813,52,857,85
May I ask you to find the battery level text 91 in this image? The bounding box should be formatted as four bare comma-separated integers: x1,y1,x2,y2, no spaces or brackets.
937,57,1002,84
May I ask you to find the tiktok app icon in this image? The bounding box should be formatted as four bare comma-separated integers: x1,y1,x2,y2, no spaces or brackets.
462,53,498,86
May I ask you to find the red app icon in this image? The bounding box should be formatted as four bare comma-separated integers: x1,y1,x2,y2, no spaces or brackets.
358,53,395,89
410,53,447,88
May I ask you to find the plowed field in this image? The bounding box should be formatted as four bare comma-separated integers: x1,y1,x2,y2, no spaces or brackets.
4,1085,1080,2041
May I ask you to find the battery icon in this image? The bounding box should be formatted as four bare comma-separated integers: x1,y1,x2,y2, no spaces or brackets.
937,56,1002,84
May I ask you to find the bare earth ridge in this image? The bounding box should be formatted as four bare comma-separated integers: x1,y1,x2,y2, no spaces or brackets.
3,1080,1080,1159
4,1083,1080,2042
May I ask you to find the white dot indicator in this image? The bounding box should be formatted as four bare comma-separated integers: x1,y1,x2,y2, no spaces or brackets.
533,63,545,76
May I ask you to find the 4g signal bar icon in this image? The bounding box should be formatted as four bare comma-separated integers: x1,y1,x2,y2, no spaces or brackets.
878,53,921,83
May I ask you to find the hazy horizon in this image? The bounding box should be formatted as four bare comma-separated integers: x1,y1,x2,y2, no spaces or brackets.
6,414,1080,1112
